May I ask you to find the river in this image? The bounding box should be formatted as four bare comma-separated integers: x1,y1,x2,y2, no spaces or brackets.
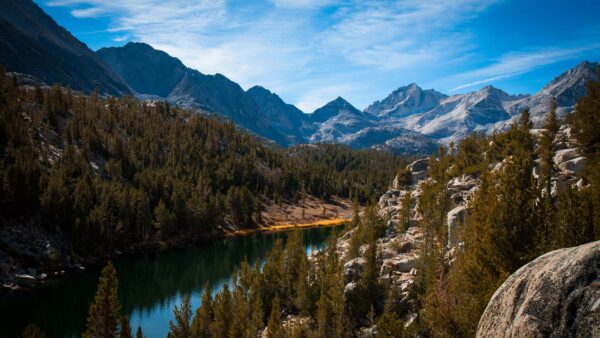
0,226,341,338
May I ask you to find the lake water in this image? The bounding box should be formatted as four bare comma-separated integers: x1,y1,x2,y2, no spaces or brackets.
0,226,341,338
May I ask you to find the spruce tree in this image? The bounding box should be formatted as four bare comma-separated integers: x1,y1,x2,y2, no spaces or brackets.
84,262,122,338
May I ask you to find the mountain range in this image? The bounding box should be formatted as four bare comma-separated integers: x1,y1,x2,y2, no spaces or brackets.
1,0,598,153
95,42,600,151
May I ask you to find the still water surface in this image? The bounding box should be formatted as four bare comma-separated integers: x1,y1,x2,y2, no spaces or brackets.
0,226,341,338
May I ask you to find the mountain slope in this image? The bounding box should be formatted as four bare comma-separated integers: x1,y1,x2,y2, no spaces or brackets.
308,97,378,143
506,61,599,125
370,61,599,145
98,42,297,145
399,85,526,143
246,86,314,144
0,0,130,95
97,42,186,97
365,83,447,118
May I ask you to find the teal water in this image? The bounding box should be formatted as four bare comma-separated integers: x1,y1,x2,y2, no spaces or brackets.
0,226,340,338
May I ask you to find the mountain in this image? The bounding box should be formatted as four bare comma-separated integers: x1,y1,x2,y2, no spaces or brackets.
246,85,314,144
1,0,596,153
97,42,186,97
365,83,447,118
506,60,599,126
398,85,526,143
308,97,378,143
0,0,130,95
345,125,438,155
370,62,598,145
98,42,295,145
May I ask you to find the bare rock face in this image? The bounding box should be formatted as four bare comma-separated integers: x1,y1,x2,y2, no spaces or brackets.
477,241,600,338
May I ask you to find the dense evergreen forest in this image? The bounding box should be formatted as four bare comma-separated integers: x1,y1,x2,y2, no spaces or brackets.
0,67,403,257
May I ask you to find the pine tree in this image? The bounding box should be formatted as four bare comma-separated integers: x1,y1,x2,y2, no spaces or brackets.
21,324,46,338
398,191,413,233
314,234,346,337
375,312,405,338
536,99,559,251
210,284,232,338
267,297,283,338
360,235,383,315
294,253,311,315
284,230,304,309
571,74,600,156
169,294,192,338
245,292,264,338
84,262,122,338
191,284,212,338
135,326,143,338
119,317,132,338
446,143,537,337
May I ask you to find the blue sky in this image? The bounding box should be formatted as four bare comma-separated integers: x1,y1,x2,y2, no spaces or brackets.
37,0,600,112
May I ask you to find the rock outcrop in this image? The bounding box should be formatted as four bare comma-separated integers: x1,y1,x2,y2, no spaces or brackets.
477,241,600,338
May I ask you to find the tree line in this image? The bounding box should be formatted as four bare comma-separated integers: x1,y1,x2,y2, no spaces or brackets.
0,67,403,257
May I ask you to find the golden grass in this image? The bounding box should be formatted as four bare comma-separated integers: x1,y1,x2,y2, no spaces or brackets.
231,217,349,236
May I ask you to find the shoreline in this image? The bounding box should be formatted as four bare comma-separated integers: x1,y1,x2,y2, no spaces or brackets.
233,217,350,236
1,216,349,297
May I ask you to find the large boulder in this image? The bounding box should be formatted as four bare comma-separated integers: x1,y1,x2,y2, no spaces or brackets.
408,158,429,185
447,205,466,248
558,156,587,175
477,241,600,338
344,258,365,283
408,158,428,173
553,148,580,167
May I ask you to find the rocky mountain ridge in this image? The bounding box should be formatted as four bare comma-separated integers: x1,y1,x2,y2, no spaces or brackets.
0,0,131,96
95,41,597,153
1,1,597,154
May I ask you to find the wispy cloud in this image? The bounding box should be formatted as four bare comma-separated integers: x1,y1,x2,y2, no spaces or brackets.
41,0,599,110
112,35,129,42
448,44,600,92
318,1,498,70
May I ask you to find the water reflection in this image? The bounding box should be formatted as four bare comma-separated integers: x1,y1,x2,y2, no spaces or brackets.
0,226,339,338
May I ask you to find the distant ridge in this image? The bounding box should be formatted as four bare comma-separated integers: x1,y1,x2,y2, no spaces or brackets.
0,1,597,153
0,0,130,95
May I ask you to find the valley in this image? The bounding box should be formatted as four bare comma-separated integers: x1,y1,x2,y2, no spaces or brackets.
0,0,599,337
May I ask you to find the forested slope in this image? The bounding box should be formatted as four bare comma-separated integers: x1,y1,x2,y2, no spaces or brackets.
0,67,402,268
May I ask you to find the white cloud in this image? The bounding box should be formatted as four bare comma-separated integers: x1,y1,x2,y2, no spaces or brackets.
43,0,503,109
112,35,129,42
318,1,498,70
270,0,338,9
447,44,600,92
45,0,599,110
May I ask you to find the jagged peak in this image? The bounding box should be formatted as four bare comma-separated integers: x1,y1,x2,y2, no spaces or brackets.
478,85,510,96
247,85,270,94
332,96,349,104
